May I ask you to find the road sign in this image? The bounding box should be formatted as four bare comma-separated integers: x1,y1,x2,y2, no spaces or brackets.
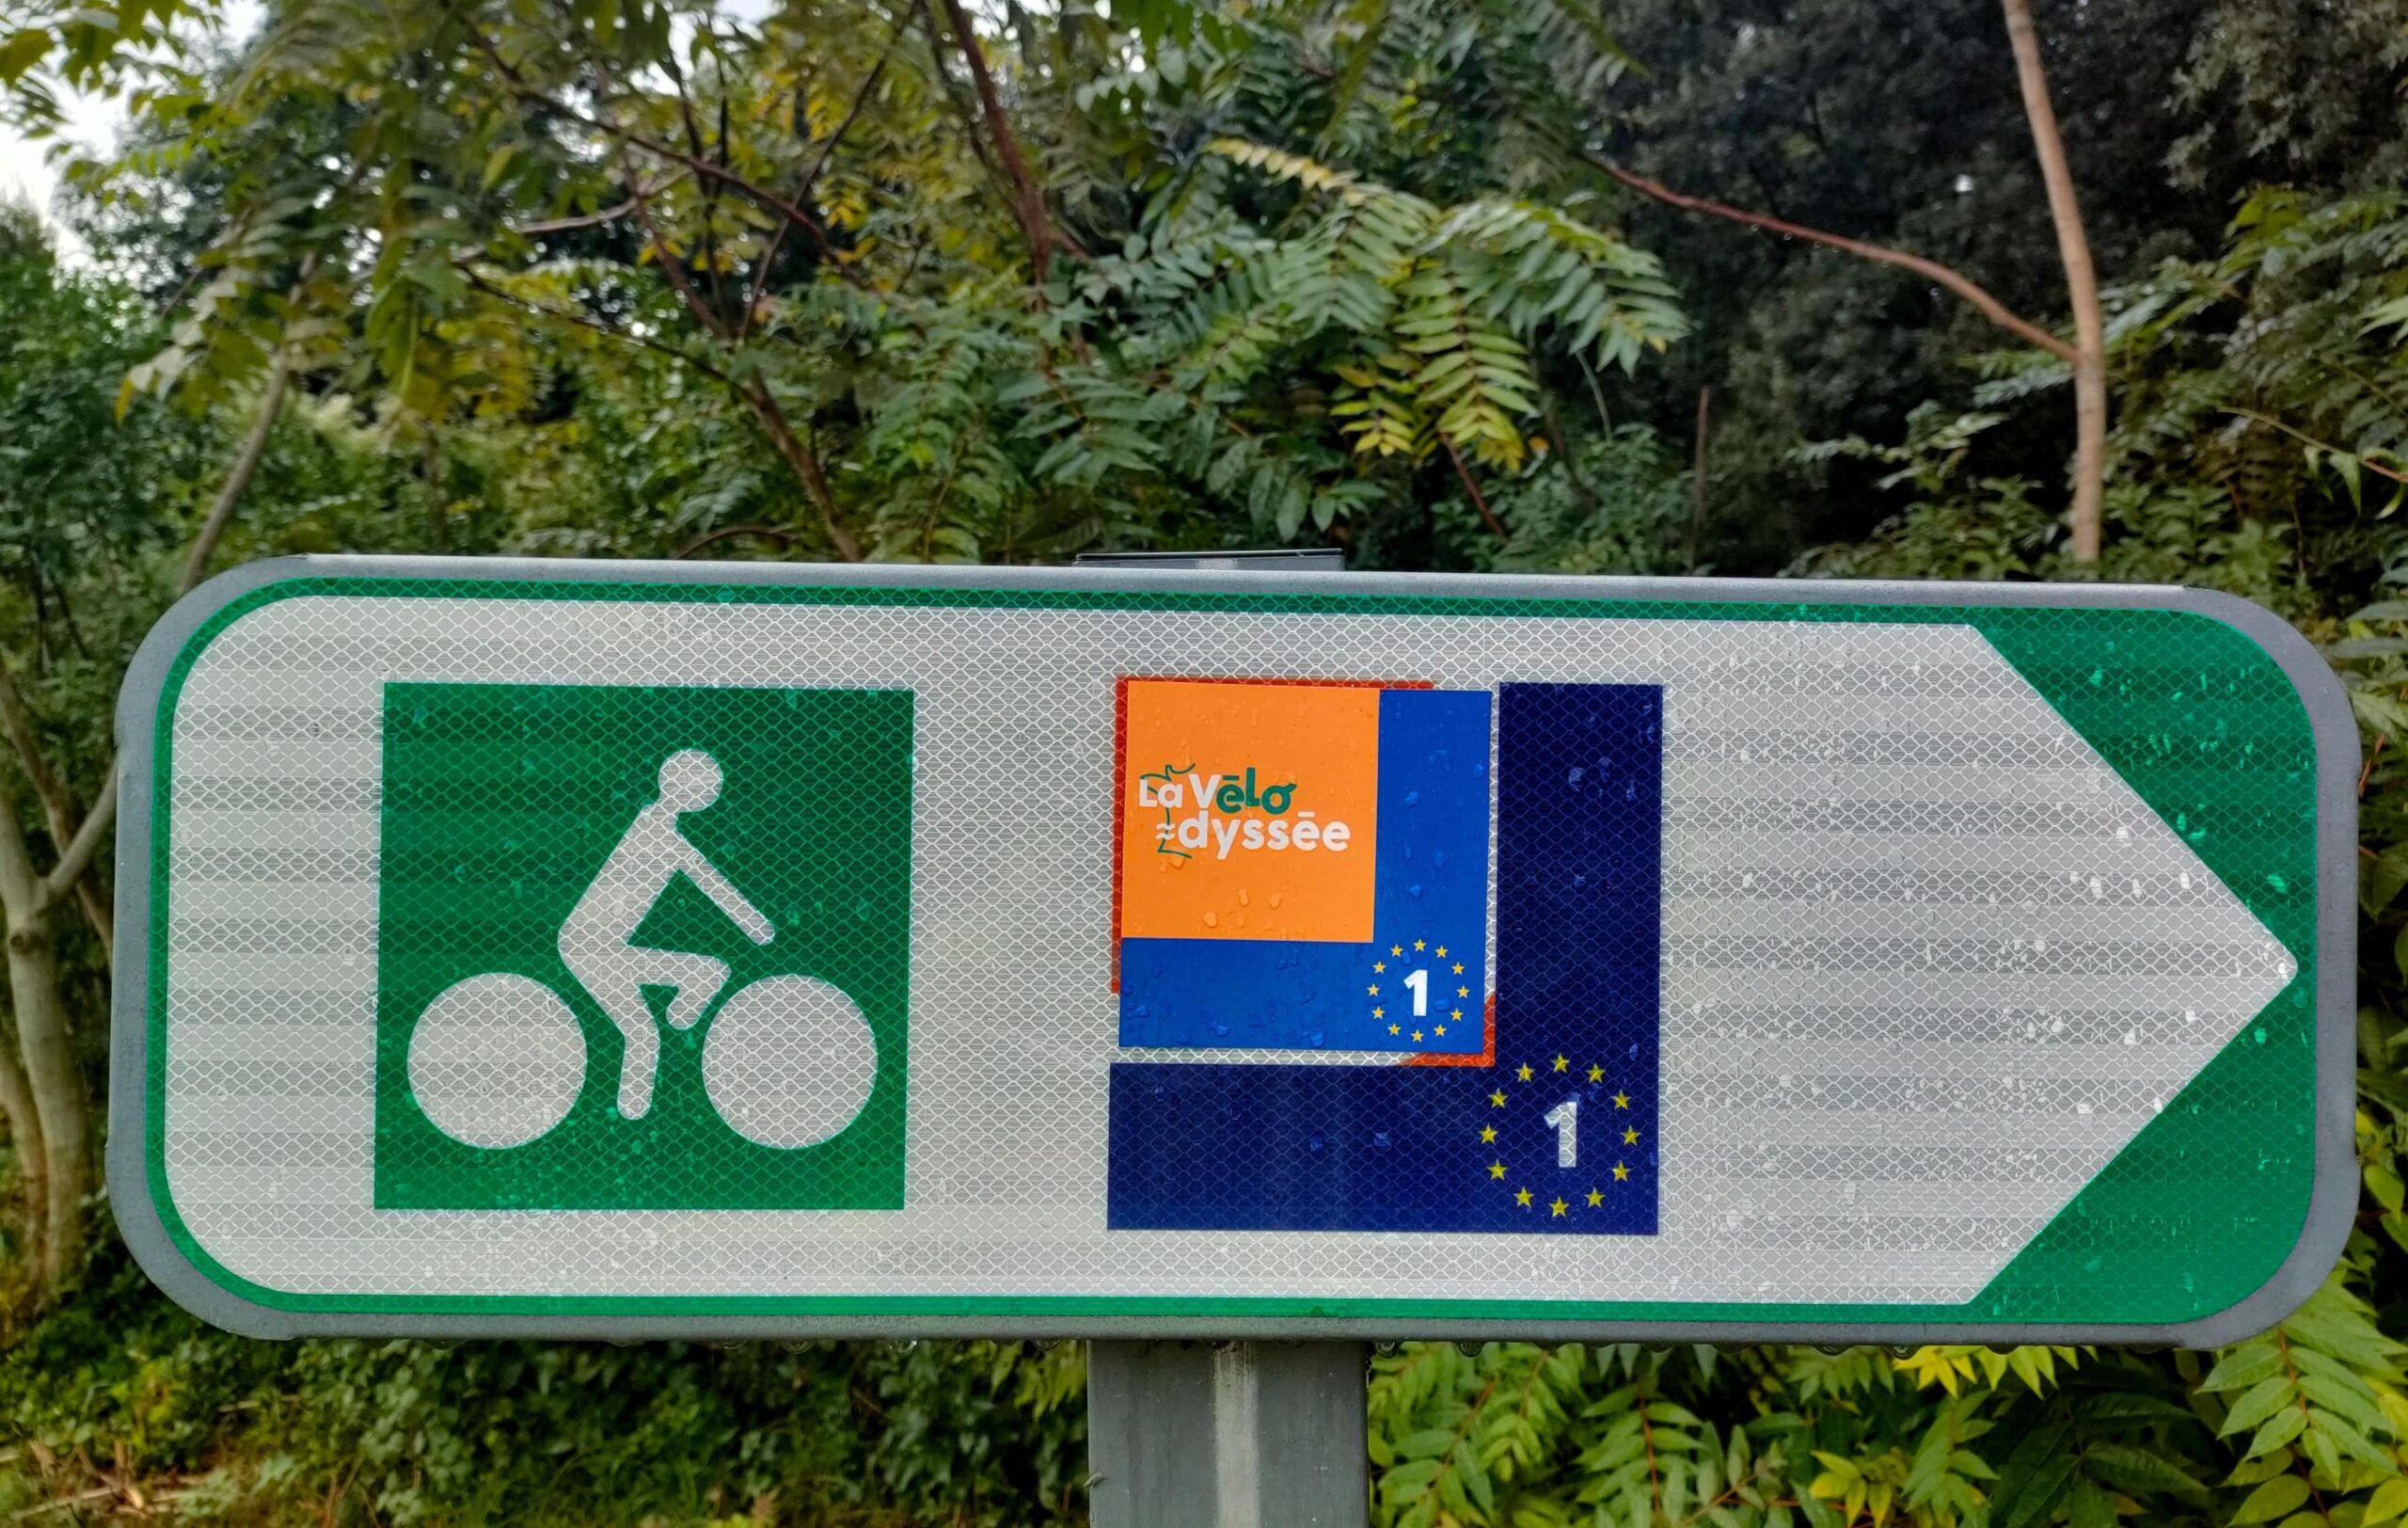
109,557,2355,1345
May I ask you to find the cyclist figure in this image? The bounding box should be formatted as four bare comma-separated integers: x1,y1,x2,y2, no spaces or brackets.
560,749,775,1119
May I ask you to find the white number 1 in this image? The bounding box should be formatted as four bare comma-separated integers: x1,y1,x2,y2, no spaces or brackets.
1542,1099,1578,1168
1402,968,1429,1016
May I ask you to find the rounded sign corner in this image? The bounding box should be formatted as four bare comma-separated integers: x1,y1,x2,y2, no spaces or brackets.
105,1148,301,1341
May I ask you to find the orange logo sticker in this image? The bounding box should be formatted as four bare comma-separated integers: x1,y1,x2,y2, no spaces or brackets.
1117,680,1380,944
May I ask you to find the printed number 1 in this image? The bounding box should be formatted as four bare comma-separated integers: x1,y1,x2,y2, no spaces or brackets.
1403,968,1428,1016
1542,1099,1578,1169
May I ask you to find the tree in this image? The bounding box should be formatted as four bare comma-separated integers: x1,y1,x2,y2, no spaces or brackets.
0,209,200,1290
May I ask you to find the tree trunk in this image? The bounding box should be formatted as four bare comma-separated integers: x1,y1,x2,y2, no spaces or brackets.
7,911,84,1288
0,1011,45,1281
2003,0,2107,565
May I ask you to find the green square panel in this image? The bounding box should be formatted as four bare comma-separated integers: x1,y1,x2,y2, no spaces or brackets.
372,682,913,1210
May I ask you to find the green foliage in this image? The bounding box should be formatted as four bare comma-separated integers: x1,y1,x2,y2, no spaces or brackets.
0,1244,1085,1525
4,2,2408,1524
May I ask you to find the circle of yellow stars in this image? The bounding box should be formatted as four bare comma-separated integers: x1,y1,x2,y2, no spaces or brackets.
1484,1056,1641,1216
1370,938,1470,1046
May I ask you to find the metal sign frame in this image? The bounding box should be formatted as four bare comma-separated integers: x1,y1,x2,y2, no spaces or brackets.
108,555,2358,1345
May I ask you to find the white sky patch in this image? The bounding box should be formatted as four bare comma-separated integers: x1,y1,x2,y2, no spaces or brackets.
0,0,261,264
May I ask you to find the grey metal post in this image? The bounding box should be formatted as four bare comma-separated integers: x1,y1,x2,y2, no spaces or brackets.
1085,1341,1371,1528
1072,548,1369,1528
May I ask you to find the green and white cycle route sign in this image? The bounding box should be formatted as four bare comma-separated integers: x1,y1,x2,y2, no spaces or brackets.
109,557,2356,1346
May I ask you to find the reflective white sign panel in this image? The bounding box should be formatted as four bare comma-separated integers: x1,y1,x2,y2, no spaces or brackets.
109,559,2354,1345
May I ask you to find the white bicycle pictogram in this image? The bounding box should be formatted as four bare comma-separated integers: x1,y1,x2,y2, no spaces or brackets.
404,749,878,1151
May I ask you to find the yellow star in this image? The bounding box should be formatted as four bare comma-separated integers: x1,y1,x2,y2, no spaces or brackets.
1480,1125,1497,1143
1613,1162,1631,1182
1414,939,1427,951
1388,1024,1401,1035
1434,1025,1447,1036
1513,1187,1533,1207
1366,984,1380,995
1490,1090,1507,1107
1552,1055,1570,1073
1457,985,1470,997
1623,1126,1640,1145
1372,1006,1385,1019
1516,1063,1534,1082
1586,1187,1605,1207
1489,1160,1506,1179
1451,963,1465,974
1390,944,1403,957
1550,1197,1568,1218
1587,1065,1604,1083
1372,961,1386,973
1435,946,1449,958
1613,1092,1630,1109
1412,1029,1424,1042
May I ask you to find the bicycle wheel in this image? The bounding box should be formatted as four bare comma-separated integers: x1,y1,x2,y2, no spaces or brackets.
407,973,588,1148
700,974,878,1148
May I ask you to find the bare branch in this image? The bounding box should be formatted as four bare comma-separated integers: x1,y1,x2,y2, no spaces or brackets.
510,172,686,236
675,523,797,559
621,142,734,341
182,357,290,595
742,11,908,340
464,24,865,284
457,265,733,382
41,776,114,905
1580,151,2082,367
0,658,74,836
1443,436,1510,543
932,0,1088,278
738,379,865,561
0,656,109,947
2225,406,2408,485
1689,385,1711,572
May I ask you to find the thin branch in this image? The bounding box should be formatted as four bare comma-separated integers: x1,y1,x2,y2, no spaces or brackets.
1443,437,1510,542
514,198,640,235
620,135,732,342
918,0,1002,182
1689,384,1710,572
0,658,108,947
661,52,730,320
675,523,796,559
1537,393,1600,512
460,22,864,282
1581,150,2082,366
741,17,904,342
457,266,732,382
183,357,290,593
739,387,863,561
41,784,113,905
510,172,686,236
933,0,1087,278
2225,406,2408,485
800,22,904,203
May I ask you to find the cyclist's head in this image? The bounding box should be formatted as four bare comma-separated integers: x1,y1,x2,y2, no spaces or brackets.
656,749,723,811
